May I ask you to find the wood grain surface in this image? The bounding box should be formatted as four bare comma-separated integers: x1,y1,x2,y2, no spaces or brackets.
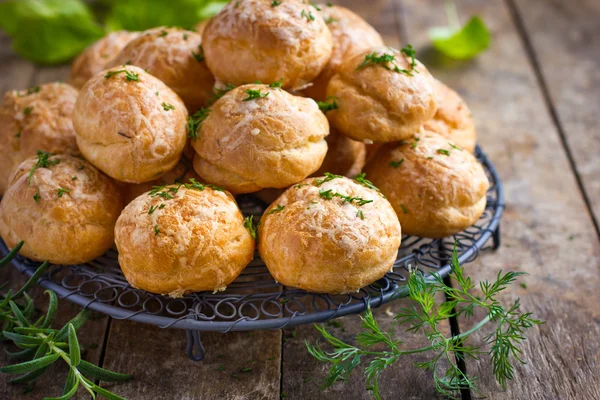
1,1,599,399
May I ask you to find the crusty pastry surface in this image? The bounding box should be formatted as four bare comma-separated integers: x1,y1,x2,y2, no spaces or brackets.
303,4,384,100
363,131,489,238
423,80,476,153
115,184,255,296
70,31,140,90
107,27,214,111
202,0,332,90
326,46,437,143
73,65,188,183
192,83,329,193
0,154,122,264
0,83,80,194
258,176,401,294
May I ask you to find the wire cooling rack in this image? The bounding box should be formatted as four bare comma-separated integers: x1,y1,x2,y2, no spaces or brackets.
1,146,503,361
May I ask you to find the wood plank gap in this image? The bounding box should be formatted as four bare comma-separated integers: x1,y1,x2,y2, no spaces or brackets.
505,0,600,240
93,315,114,385
278,327,284,399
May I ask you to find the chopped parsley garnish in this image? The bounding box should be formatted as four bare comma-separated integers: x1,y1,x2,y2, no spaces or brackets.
301,9,315,21
271,0,282,6
243,89,269,101
310,2,322,10
327,2,333,6
244,216,257,240
213,83,236,100
355,47,417,76
155,91,159,96
28,150,60,185
158,30,168,37
187,108,210,140
148,204,166,215
104,69,139,81
15,132,21,138
437,149,451,156
317,96,338,113
267,204,286,215
319,189,373,206
357,210,365,219
294,183,308,189
354,172,383,196
324,17,337,24
183,33,188,40
400,204,408,214
389,158,404,168
71,176,77,181
23,106,33,115
78,165,85,170
269,79,284,88
57,188,70,198
154,225,160,236
33,189,41,204
411,137,420,148
192,45,204,62
162,102,175,111
400,44,417,70
314,172,342,186
449,142,463,151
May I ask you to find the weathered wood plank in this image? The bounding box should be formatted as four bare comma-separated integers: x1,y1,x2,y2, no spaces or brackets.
100,321,282,399
401,0,600,399
511,0,600,233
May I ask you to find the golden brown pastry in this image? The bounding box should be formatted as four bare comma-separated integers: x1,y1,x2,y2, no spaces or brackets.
423,80,476,153
202,0,333,90
115,183,255,296
194,19,211,35
258,176,401,294
363,131,489,238
326,46,437,143
107,27,215,111
69,31,140,90
0,153,122,264
191,83,329,194
73,65,188,183
118,157,200,204
314,127,366,177
0,83,80,194
303,4,384,100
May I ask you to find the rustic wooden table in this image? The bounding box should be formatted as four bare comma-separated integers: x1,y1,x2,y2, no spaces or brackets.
1,0,599,399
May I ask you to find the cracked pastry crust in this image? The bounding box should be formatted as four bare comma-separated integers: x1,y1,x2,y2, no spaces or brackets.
258,176,401,294
107,27,215,111
73,65,188,184
191,83,329,194
0,83,80,194
0,155,123,264
423,80,477,153
69,31,140,90
202,0,332,90
326,46,437,143
363,131,489,238
115,185,255,296
303,4,384,101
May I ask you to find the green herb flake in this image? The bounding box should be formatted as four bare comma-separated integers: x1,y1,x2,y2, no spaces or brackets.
71,176,77,181
57,188,70,198
319,189,373,206
357,210,365,220
244,216,258,240
389,158,405,168
104,69,139,81
354,172,383,195
271,0,282,6
317,96,338,113
267,204,286,215
324,16,337,24
192,45,204,62
187,108,210,140
23,106,33,115
269,79,284,88
310,2,322,11
154,225,160,236
400,204,408,214
243,89,269,101
314,172,343,186
355,47,417,76
449,142,463,151
158,30,168,37
33,189,41,204
301,9,315,21
162,102,175,111
520,283,527,289
15,132,21,138
28,150,60,185
183,33,188,40
437,149,451,156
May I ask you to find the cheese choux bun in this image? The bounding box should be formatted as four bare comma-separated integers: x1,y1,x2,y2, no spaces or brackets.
303,4,384,100
0,153,122,264
115,183,255,296
0,83,80,195
314,128,366,178
326,46,437,143
69,31,140,90
258,175,401,294
191,83,329,194
119,157,200,204
107,27,214,111
363,132,489,238
202,0,333,90
73,65,188,183
423,80,476,153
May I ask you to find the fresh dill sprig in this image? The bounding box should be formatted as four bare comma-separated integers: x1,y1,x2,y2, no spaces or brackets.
306,244,543,399
0,242,133,399
355,46,418,76
319,189,373,206
243,216,258,240
243,89,269,101
28,151,60,186
187,108,210,140
104,69,139,81
354,172,383,196
267,204,285,215
317,97,338,113
314,172,343,187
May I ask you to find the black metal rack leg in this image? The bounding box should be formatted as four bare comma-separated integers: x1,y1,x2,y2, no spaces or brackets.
186,330,205,361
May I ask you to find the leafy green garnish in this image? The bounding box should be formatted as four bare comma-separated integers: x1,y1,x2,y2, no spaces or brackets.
429,15,491,60
267,204,286,215
243,89,269,102
243,216,258,240
187,108,210,140
317,97,338,113
307,244,542,399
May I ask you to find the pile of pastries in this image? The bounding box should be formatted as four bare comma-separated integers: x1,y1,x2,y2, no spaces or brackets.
0,0,489,296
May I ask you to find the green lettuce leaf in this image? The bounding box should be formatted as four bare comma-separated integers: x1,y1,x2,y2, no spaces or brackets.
0,0,105,65
429,16,491,60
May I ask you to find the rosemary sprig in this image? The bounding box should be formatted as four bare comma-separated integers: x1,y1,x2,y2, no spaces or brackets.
306,244,543,399
0,242,132,399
